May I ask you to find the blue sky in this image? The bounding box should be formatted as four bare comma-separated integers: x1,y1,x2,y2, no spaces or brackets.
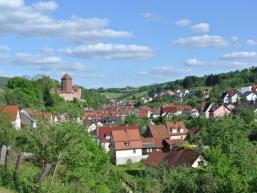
0,0,257,88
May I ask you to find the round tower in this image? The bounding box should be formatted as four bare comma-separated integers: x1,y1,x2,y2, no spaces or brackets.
61,73,73,93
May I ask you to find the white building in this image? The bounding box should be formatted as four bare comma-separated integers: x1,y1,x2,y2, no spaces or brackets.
240,91,257,102
221,92,238,104
110,128,144,165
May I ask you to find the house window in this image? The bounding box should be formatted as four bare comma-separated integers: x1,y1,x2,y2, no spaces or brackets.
133,149,136,154
124,142,129,146
172,128,177,133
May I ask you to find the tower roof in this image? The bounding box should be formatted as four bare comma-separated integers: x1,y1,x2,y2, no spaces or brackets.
62,73,72,80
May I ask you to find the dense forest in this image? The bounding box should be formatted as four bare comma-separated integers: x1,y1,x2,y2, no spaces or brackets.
95,67,257,101
147,67,257,95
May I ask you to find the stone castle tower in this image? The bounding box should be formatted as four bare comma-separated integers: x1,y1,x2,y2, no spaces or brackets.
61,73,73,93
58,73,81,101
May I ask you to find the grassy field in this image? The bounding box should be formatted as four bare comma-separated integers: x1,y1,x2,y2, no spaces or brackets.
100,92,125,98
114,162,145,177
101,90,148,101
0,187,15,193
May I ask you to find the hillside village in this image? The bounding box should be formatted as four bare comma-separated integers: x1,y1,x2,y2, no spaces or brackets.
2,73,257,165
1,68,257,192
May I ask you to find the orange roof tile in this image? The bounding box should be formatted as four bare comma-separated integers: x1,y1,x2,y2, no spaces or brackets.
1,105,19,121
112,129,142,150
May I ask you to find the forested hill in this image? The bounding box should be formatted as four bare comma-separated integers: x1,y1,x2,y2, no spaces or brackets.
0,76,109,113
0,77,8,88
98,67,257,100
1,67,257,103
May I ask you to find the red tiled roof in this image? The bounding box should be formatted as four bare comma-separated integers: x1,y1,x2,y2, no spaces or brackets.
98,125,139,142
144,147,199,168
143,151,166,167
161,104,192,114
1,105,19,121
36,112,52,120
147,121,188,147
165,121,186,130
112,129,142,150
176,105,192,111
151,108,160,115
252,84,257,91
138,107,150,118
148,125,169,148
142,137,155,143
161,106,177,113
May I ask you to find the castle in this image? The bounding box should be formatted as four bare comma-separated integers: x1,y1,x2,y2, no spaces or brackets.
57,73,81,101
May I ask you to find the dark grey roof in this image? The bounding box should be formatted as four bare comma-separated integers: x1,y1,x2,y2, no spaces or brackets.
233,102,257,111
240,91,256,98
142,143,156,148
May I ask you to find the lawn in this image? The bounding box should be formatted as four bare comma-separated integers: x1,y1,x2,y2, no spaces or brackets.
0,187,15,193
114,162,145,177
100,92,125,98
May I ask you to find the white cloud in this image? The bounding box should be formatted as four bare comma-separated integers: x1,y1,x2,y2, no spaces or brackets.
174,35,230,48
221,51,257,60
33,1,58,12
175,19,191,27
0,0,132,42
0,45,10,60
184,58,204,66
191,23,209,33
0,45,10,52
0,54,7,60
60,43,154,60
246,39,257,46
41,47,54,54
184,58,251,68
231,36,239,42
140,66,191,78
143,12,160,22
12,52,88,72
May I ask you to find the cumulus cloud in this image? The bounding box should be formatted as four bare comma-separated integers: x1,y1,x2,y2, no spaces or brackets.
0,0,132,42
221,51,257,60
32,1,58,12
175,19,191,27
246,39,257,46
0,45,10,52
184,58,251,68
41,47,54,54
0,45,10,60
191,23,209,33
143,12,160,22
140,66,191,78
174,35,230,48
60,43,154,60
12,52,88,72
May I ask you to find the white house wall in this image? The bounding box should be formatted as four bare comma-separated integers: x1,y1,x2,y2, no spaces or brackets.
115,149,143,165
